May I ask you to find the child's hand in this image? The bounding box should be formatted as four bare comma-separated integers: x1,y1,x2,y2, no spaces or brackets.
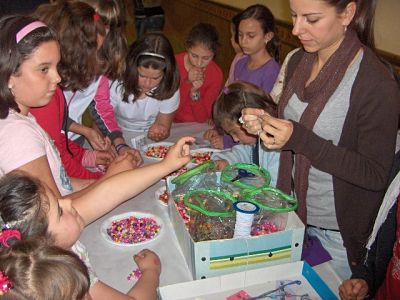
188,67,204,83
209,134,224,149
192,79,204,90
105,152,138,176
134,249,161,276
163,136,194,170
339,279,369,300
204,128,224,149
95,150,114,167
85,128,108,151
118,147,143,167
148,123,169,141
203,128,219,141
214,159,228,171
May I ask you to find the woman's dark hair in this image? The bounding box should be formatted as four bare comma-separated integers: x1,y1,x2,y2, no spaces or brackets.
0,15,58,119
185,23,220,55
323,0,376,50
121,33,179,102
0,240,90,300
34,1,106,90
236,4,280,62
0,172,51,249
213,81,277,128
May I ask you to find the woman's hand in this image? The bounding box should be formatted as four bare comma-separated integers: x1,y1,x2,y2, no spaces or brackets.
163,136,194,170
339,279,369,300
104,152,138,176
241,108,265,135
148,123,169,141
241,108,293,150
259,114,293,150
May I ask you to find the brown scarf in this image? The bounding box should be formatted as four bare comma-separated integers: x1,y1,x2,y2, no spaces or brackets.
276,30,362,225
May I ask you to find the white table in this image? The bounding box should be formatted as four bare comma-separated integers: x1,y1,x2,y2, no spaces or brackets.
80,122,341,296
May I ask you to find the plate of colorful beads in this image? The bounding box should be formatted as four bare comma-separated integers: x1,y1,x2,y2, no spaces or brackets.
142,142,174,161
101,212,163,247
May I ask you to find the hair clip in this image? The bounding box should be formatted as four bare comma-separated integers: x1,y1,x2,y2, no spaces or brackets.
93,12,101,22
0,228,21,248
138,52,165,60
222,86,229,95
0,271,13,295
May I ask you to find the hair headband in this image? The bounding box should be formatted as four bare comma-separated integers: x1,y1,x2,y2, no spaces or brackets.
138,52,165,60
16,21,47,43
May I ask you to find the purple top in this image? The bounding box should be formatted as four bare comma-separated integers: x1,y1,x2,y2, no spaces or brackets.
233,56,280,93
221,56,280,149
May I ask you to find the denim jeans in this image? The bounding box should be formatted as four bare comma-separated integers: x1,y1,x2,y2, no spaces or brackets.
307,226,352,280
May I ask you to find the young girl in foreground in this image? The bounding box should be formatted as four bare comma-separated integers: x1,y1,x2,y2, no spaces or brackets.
0,240,91,299
110,33,180,141
174,23,223,123
0,135,194,299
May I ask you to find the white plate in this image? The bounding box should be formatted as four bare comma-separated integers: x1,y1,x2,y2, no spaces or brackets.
155,186,169,207
142,142,174,161
100,212,163,247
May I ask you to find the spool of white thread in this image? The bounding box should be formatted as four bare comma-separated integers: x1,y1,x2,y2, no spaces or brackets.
233,201,260,238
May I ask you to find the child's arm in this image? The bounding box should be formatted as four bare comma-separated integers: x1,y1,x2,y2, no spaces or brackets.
127,249,161,300
148,112,175,141
73,136,194,225
69,121,108,151
89,247,160,300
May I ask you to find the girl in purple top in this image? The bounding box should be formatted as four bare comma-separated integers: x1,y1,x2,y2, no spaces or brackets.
205,5,280,150
234,4,280,93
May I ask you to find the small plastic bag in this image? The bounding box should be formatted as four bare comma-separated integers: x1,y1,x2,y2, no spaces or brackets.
244,187,298,234
171,161,217,202
184,189,236,242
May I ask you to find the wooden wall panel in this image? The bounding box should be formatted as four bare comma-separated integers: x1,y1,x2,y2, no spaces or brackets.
163,0,400,78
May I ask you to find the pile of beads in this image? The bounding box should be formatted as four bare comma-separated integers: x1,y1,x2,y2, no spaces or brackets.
127,268,142,281
176,202,190,224
144,145,170,159
191,151,212,164
107,216,161,244
251,221,278,236
158,190,169,205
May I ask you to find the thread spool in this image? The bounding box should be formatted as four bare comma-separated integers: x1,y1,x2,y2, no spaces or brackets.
233,201,260,238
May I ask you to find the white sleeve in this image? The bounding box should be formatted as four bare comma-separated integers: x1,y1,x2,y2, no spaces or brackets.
159,90,180,114
211,144,253,165
109,80,123,109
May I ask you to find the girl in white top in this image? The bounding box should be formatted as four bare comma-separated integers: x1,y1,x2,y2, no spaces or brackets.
111,33,180,141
